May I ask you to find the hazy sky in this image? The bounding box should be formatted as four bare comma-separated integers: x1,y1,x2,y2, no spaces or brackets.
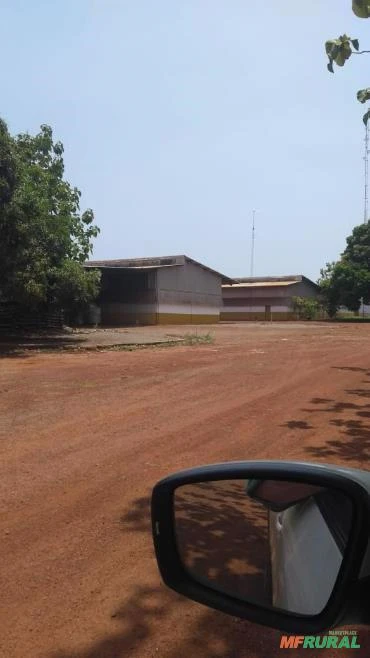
2,1,370,280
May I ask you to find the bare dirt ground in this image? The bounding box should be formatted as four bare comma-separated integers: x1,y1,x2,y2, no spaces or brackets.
1,322,370,658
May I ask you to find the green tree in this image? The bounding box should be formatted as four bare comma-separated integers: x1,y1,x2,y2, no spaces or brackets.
318,222,370,316
0,119,100,318
342,221,370,267
325,2,370,124
319,261,370,315
318,262,341,317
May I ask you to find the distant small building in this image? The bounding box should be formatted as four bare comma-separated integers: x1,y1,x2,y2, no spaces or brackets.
85,255,233,325
221,275,320,321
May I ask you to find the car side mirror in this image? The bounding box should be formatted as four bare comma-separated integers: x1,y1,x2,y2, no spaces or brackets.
151,461,370,633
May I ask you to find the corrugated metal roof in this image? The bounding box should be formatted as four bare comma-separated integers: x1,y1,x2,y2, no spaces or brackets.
85,255,234,283
86,256,182,268
126,265,175,269
236,275,302,283
223,281,298,289
86,264,176,271
223,274,319,290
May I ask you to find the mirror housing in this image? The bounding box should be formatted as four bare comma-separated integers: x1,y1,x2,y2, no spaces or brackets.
151,461,370,633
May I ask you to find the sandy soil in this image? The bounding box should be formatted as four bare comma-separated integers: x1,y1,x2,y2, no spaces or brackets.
1,322,370,658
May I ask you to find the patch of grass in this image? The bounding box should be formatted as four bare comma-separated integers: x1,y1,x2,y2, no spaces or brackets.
330,317,370,323
103,333,214,351
182,332,214,346
103,340,183,352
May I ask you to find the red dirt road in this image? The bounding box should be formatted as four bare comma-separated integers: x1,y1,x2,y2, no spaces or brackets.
1,322,370,658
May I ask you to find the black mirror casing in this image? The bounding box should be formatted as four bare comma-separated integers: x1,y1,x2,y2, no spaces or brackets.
151,461,370,633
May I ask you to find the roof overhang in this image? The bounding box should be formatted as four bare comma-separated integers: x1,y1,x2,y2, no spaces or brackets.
223,281,298,289
85,255,235,284
85,264,179,271
223,275,319,290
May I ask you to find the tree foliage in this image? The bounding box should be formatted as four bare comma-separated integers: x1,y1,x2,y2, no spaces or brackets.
353,0,370,18
319,261,370,315
292,296,321,320
318,262,341,318
343,221,370,267
0,119,100,316
325,2,370,123
318,222,370,316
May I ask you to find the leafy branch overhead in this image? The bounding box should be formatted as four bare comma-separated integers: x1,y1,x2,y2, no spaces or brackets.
325,35,359,72
325,1,370,123
352,0,370,17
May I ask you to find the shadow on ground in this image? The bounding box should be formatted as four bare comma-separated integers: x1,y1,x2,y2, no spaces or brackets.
283,366,370,463
49,582,281,658
49,494,280,658
282,420,313,430
0,333,86,357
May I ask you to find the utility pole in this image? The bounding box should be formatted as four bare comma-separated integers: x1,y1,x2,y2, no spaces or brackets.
250,210,256,277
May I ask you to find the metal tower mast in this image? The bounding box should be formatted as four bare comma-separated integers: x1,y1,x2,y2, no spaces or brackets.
250,210,256,277
364,123,369,224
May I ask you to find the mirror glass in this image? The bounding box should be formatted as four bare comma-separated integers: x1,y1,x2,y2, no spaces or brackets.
174,478,353,616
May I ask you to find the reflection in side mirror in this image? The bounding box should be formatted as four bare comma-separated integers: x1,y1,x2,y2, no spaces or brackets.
174,479,353,616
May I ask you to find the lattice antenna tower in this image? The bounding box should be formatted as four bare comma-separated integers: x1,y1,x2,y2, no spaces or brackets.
250,210,256,277
364,122,370,224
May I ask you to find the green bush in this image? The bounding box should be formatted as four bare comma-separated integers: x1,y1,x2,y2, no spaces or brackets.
292,297,321,320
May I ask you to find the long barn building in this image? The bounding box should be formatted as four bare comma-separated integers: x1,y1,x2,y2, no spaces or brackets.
86,255,233,325
221,275,319,321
